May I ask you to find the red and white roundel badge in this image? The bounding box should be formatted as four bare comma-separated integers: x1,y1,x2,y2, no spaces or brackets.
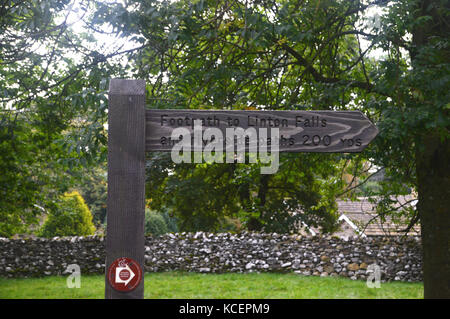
107,257,142,292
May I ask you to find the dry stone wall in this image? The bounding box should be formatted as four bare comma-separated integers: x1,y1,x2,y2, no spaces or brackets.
0,232,422,282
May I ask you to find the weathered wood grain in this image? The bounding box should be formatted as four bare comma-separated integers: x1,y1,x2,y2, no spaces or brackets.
105,79,146,299
145,109,379,153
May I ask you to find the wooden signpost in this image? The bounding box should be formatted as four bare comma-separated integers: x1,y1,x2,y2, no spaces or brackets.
105,79,379,299
146,109,378,153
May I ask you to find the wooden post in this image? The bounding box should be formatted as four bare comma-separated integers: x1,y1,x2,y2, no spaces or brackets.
103,79,378,299
105,79,146,299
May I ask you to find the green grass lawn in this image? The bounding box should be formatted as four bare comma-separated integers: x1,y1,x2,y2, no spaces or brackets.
0,272,423,299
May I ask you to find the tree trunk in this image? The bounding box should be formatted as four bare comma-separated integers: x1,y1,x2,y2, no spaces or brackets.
416,135,450,298
412,0,450,299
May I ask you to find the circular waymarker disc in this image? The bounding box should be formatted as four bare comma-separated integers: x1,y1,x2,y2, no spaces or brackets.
107,257,143,292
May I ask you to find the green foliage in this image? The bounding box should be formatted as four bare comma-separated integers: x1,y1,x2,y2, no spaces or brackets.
217,216,243,233
38,191,96,237
161,209,179,233
104,0,447,235
70,165,107,225
146,153,343,233
1,0,448,241
0,114,43,237
0,0,447,296
355,181,383,195
102,0,382,233
145,208,178,236
0,0,124,236
145,210,168,236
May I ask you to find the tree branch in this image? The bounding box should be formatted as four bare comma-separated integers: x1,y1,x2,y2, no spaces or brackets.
281,43,375,92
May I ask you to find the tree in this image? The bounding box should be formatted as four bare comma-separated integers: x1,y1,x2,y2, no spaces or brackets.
146,153,342,233
408,0,449,299
71,165,108,225
0,112,49,237
0,0,127,236
96,0,449,297
1,0,447,297
39,191,96,237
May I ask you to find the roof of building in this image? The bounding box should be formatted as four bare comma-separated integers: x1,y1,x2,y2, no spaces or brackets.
335,195,420,238
298,195,420,238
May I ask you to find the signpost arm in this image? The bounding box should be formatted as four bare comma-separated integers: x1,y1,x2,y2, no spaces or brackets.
106,79,146,299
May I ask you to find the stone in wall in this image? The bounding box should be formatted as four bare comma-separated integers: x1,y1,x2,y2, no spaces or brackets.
0,232,422,282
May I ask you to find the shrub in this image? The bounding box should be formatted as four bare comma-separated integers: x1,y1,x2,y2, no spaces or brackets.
145,209,168,236
160,209,179,233
39,191,96,237
218,217,243,233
